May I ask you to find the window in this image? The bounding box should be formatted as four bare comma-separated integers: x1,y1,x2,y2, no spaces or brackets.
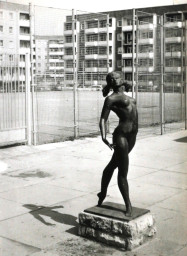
99,20,107,28
109,46,112,54
109,33,112,40
81,23,84,29
118,47,122,54
65,36,72,43
117,20,122,27
9,12,13,19
99,33,107,41
127,19,133,26
9,27,13,33
86,34,98,42
9,55,13,61
0,25,3,32
0,11,3,19
117,60,122,67
109,60,112,67
117,33,122,41
0,40,3,47
0,55,3,61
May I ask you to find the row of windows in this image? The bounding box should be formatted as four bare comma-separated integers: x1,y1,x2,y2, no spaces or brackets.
65,74,107,81
0,40,14,48
85,46,112,55
0,11,14,19
0,25,14,33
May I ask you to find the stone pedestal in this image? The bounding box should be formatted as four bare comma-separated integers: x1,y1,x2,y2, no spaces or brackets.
78,202,156,250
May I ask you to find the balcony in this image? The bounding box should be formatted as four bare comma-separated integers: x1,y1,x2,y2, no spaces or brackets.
49,51,63,55
49,44,63,48
85,67,98,72
122,25,133,31
138,66,154,72
49,59,64,62
165,67,182,73
49,66,64,70
122,66,132,72
64,30,73,35
122,53,133,58
19,20,30,27
138,52,154,58
138,23,154,30
19,48,30,54
63,42,73,48
19,34,30,40
165,37,182,43
164,21,182,28
63,55,74,60
139,38,154,45
64,68,74,72
165,52,181,58
85,28,99,34
85,41,98,47
85,54,99,59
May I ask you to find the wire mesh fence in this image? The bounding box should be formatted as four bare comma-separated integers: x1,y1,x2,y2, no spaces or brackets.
1,3,186,146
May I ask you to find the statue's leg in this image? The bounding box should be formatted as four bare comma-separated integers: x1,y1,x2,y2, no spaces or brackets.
114,135,132,217
97,153,117,206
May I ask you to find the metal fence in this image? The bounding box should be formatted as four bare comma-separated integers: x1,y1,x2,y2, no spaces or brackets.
0,53,31,146
134,10,186,136
0,5,187,146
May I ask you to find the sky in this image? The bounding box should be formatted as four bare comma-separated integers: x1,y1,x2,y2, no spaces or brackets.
3,0,187,12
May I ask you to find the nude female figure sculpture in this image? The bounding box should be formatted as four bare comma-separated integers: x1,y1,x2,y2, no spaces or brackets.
98,71,138,217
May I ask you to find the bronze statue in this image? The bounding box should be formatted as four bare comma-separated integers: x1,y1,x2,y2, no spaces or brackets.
98,71,138,217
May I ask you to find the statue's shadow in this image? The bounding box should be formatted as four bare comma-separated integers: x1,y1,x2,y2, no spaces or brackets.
23,204,78,235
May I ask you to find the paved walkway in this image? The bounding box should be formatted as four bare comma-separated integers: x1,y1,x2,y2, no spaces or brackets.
0,130,186,256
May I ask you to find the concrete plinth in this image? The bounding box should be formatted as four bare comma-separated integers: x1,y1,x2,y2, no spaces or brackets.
78,202,156,250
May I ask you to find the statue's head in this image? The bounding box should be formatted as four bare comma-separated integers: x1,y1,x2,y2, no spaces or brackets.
102,71,131,97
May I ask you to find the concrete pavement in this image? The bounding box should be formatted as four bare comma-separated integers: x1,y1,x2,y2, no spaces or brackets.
0,130,186,256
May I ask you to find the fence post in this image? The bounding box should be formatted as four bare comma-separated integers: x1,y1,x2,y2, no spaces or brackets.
185,19,187,129
135,12,139,102
29,3,37,145
72,9,78,138
132,8,135,98
160,16,164,135
25,53,32,145
106,14,110,133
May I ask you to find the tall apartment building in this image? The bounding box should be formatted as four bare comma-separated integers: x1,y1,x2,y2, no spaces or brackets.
107,4,187,91
164,12,184,91
0,1,31,86
35,35,64,89
63,15,116,87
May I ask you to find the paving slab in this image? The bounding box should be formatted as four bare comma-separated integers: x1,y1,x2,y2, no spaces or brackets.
0,210,77,249
132,169,187,189
107,180,183,207
156,190,187,213
148,205,187,246
0,183,86,205
0,236,40,256
165,161,187,174
0,198,29,221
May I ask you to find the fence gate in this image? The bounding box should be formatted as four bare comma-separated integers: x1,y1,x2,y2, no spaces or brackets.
0,54,31,146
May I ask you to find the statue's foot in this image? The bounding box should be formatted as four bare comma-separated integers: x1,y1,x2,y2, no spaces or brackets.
125,207,132,217
97,192,106,206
